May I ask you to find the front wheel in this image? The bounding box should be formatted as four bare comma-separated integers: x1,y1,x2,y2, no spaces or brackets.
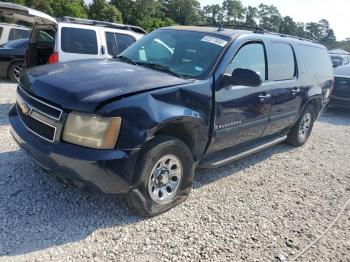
286,104,316,146
126,136,194,217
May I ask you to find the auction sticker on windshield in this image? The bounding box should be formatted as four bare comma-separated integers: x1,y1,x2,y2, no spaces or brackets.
201,36,228,47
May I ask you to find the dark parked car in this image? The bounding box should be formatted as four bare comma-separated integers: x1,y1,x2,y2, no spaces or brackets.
329,65,350,109
330,54,350,68
9,26,334,217
0,38,28,82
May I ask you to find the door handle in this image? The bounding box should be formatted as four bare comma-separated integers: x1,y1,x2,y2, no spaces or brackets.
259,93,271,102
292,87,301,94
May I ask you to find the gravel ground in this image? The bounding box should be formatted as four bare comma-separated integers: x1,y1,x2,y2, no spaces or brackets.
0,79,349,262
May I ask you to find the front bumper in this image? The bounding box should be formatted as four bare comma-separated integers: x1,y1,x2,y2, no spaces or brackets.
329,95,350,109
9,105,139,194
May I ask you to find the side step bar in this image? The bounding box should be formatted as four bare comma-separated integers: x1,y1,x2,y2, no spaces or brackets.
200,135,287,168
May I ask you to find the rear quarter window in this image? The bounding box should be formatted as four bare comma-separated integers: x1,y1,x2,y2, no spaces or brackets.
269,42,296,81
115,34,135,53
297,45,332,77
61,27,98,55
9,29,31,41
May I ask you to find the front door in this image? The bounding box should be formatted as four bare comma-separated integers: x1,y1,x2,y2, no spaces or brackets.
209,41,272,152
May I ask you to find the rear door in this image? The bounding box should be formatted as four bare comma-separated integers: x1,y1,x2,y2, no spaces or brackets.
261,41,303,136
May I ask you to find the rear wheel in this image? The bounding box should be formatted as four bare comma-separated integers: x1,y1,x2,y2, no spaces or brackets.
8,62,24,82
126,136,194,217
286,104,315,146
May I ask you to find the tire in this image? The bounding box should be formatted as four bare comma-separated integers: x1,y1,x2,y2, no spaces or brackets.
126,136,194,217
286,104,316,147
8,61,24,82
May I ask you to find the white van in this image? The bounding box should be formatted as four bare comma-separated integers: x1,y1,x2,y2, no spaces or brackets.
0,23,31,45
0,2,146,68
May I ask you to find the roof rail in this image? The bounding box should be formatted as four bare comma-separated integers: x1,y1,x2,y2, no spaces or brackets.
219,24,265,33
195,23,317,43
195,23,264,33
59,16,147,34
262,30,317,43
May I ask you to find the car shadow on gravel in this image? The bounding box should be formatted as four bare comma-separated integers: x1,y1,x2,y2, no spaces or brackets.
319,107,350,126
0,78,15,84
0,103,13,126
0,149,143,257
194,143,293,189
0,143,296,257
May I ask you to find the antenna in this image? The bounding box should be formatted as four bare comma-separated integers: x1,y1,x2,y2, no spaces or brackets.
217,23,224,31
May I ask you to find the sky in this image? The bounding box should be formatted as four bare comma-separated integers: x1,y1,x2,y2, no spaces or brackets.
199,0,349,40
84,0,349,40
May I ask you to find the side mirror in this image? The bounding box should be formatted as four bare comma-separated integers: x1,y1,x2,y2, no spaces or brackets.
221,68,262,87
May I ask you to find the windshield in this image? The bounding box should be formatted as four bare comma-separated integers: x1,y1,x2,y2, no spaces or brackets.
331,55,344,67
119,29,230,79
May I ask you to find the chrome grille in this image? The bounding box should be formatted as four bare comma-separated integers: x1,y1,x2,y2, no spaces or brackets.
17,103,56,142
17,86,62,120
16,86,60,142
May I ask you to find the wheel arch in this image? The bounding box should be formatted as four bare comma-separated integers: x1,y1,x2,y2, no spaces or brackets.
150,116,208,161
299,95,323,119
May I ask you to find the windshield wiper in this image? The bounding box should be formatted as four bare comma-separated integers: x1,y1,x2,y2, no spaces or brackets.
114,55,137,65
136,61,183,79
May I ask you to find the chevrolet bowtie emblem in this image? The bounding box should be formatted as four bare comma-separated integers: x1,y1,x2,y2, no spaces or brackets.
20,101,30,115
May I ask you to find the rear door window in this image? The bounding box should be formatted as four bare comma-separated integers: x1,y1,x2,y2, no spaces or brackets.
106,32,135,56
61,27,98,55
9,29,31,41
269,42,296,81
226,42,266,80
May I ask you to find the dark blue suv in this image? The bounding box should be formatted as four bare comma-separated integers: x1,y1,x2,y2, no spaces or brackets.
9,26,334,216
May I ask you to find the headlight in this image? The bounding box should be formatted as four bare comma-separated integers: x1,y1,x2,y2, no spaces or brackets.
63,112,122,149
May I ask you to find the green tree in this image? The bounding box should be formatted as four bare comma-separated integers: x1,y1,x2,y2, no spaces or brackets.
1,0,26,4
318,19,336,47
52,0,87,18
222,0,245,24
203,4,223,25
88,0,122,23
257,4,282,32
111,0,175,31
110,0,135,24
295,22,307,38
305,22,322,40
335,40,350,52
30,0,54,15
244,6,258,27
162,0,203,25
279,16,297,35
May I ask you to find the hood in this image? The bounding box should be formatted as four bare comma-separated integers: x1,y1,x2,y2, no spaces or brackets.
20,59,190,112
